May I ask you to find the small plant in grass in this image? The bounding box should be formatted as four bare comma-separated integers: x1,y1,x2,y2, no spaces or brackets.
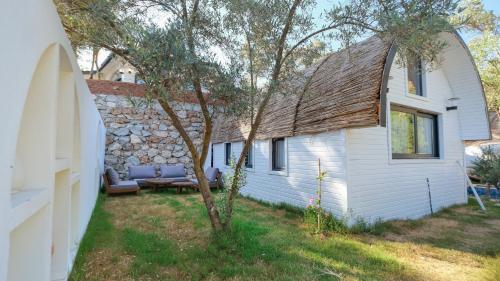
304,206,349,234
304,159,349,235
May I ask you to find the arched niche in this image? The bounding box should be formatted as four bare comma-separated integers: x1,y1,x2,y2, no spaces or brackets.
55,47,75,159
11,45,57,193
49,46,83,270
72,89,81,173
9,44,58,281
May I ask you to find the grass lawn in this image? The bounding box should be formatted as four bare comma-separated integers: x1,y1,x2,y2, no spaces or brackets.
70,190,500,281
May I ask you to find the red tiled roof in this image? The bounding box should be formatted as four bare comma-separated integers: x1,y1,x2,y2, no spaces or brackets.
86,79,214,104
87,79,146,97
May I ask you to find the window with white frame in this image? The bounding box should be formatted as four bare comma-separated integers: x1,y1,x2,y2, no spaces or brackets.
391,105,439,159
271,138,286,171
224,143,231,166
406,54,425,96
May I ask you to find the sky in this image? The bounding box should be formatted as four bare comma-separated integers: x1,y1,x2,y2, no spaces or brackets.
78,0,500,71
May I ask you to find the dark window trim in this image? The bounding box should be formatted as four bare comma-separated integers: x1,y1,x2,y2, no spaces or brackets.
244,141,253,169
224,143,231,166
271,137,286,171
391,105,439,159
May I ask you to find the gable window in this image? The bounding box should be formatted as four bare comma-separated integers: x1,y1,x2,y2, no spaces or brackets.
224,143,231,166
391,106,439,159
271,138,286,171
245,142,253,169
407,54,424,96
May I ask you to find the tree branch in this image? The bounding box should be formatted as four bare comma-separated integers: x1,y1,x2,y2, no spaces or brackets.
181,0,212,166
223,0,304,229
157,97,199,160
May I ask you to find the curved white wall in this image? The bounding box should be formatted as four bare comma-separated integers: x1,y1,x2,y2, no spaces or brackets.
0,1,105,280
440,32,490,141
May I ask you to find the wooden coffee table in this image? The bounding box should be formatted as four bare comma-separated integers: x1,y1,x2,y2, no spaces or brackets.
144,178,175,192
145,178,194,193
170,181,196,193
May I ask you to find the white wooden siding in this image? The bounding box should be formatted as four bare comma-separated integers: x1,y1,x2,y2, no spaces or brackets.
346,61,467,223
210,132,349,216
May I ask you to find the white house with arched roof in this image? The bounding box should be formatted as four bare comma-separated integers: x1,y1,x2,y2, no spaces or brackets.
210,32,490,224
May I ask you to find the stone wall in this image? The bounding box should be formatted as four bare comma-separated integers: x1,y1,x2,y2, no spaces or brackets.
94,94,204,179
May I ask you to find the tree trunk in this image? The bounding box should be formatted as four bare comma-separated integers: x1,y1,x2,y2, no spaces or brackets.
192,161,223,232
157,99,223,232
89,47,99,79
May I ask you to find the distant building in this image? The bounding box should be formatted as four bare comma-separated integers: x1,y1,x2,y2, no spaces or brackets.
85,54,142,84
465,112,500,170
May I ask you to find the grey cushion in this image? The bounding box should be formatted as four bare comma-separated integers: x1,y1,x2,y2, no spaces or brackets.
160,165,185,178
206,167,219,182
111,180,139,189
128,166,156,179
106,167,120,185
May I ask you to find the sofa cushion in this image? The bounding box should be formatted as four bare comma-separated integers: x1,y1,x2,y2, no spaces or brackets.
106,167,120,185
206,167,219,182
111,180,139,189
128,166,157,179
160,165,185,178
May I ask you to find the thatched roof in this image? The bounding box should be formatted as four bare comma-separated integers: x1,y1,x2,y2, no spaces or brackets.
212,36,392,143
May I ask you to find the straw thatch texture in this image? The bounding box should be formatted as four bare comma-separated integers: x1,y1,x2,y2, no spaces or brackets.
212,36,392,143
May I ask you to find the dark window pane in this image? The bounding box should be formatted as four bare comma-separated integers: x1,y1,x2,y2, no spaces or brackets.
391,111,415,154
210,144,214,167
245,144,253,168
407,55,423,96
416,115,435,155
272,138,285,171
225,143,231,166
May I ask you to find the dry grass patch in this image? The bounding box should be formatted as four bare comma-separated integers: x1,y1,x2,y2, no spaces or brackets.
79,248,135,281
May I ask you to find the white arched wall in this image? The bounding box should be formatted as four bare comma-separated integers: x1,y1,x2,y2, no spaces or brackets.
0,1,105,280
439,32,490,141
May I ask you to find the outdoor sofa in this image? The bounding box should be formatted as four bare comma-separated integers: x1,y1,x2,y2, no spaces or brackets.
128,164,190,187
104,167,140,195
191,167,222,190
128,164,222,191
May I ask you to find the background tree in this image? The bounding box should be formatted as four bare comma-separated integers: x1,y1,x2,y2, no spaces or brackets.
57,0,462,232
453,0,499,115
55,0,115,78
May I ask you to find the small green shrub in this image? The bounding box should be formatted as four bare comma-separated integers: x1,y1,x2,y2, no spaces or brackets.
304,205,349,234
472,146,500,185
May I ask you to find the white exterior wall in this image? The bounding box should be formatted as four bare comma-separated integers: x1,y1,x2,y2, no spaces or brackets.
0,1,105,280
346,59,467,223
210,132,348,216
440,33,490,141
